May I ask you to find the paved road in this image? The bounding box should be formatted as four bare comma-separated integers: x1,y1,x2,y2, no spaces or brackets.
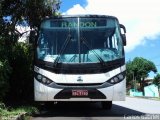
32,97,160,120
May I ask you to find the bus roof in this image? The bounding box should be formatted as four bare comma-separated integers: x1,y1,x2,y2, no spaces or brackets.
45,14,118,20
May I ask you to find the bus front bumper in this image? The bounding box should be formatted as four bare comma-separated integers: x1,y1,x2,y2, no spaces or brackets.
34,79,126,101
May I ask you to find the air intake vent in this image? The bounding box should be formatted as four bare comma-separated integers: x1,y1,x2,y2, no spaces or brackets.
56,83,103,87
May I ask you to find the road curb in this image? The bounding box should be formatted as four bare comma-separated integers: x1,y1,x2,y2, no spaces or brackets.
127,96,160,101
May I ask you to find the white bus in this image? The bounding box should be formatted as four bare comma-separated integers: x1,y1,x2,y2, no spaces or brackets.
33,15,126,109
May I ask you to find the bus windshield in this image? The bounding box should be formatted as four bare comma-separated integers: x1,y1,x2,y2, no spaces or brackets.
37,17,124,63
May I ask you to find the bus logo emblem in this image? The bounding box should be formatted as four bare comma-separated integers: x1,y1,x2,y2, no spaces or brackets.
77,76,83,82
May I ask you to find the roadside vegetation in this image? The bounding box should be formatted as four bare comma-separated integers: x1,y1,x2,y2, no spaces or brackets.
153,73,160,87
0,102,38,120
0,0,60,119
126,57,160,96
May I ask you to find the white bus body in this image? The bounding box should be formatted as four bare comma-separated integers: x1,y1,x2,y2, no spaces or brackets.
33,15,127,109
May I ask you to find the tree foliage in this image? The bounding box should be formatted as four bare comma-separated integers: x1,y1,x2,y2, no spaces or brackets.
126,57,157,94
126,60,134,87
7,43,34,101
132,57,157,80
153,73,160,88
0,0,60,43
0,0,61,101
0,60,11,101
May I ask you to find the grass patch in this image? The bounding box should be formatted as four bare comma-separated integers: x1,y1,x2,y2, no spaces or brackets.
0,102,38,120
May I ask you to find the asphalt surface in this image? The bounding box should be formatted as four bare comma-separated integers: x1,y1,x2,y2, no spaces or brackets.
31,97,160,120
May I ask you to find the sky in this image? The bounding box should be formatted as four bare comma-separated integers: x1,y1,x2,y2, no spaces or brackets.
60,0,160,77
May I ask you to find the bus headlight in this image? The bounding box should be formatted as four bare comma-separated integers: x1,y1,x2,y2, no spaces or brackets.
35,73,53,85
107,72,125,85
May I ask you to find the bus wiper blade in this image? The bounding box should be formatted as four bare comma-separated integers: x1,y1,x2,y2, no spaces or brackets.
53,32,72,67
81,37,106,66
69,54,77,62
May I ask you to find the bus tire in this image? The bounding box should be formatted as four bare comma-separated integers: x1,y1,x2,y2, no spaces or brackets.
101,101,112,110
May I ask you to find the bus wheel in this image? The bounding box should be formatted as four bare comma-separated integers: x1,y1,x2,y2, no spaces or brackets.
101,101,112,110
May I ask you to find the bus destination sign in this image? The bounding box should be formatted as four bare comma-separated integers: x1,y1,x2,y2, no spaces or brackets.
50,19,106,28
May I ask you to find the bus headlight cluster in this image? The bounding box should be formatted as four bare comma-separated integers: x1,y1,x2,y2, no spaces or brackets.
35,73,53,85
107,72,125,85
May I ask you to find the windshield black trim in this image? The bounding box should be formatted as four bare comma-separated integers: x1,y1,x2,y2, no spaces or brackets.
35,58,125,74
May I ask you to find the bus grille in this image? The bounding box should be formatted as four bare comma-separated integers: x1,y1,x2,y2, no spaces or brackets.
56,83,103,87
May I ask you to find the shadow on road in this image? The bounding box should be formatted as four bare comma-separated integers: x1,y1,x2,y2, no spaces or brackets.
33,102,145,118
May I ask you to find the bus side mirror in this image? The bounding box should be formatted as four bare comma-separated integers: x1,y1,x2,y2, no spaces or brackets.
120,24,126,46
29,31,37,44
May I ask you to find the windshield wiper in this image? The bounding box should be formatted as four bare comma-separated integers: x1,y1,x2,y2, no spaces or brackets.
53,31,72,67
68,54,77,62
81,37,106,66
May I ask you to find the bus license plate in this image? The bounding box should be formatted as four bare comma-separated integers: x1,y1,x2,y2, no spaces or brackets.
72,90,88,96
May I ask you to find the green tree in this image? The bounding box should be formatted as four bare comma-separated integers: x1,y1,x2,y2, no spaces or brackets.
0,60,11,101
0,7,12,101
0,0,61,43
153,73,160,88
126,60,134,89
8,43,34,101
0,0,61,101
126,57,157,95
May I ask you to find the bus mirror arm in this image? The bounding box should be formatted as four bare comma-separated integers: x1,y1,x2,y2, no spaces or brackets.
120,24,126,46
120,24,126,33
